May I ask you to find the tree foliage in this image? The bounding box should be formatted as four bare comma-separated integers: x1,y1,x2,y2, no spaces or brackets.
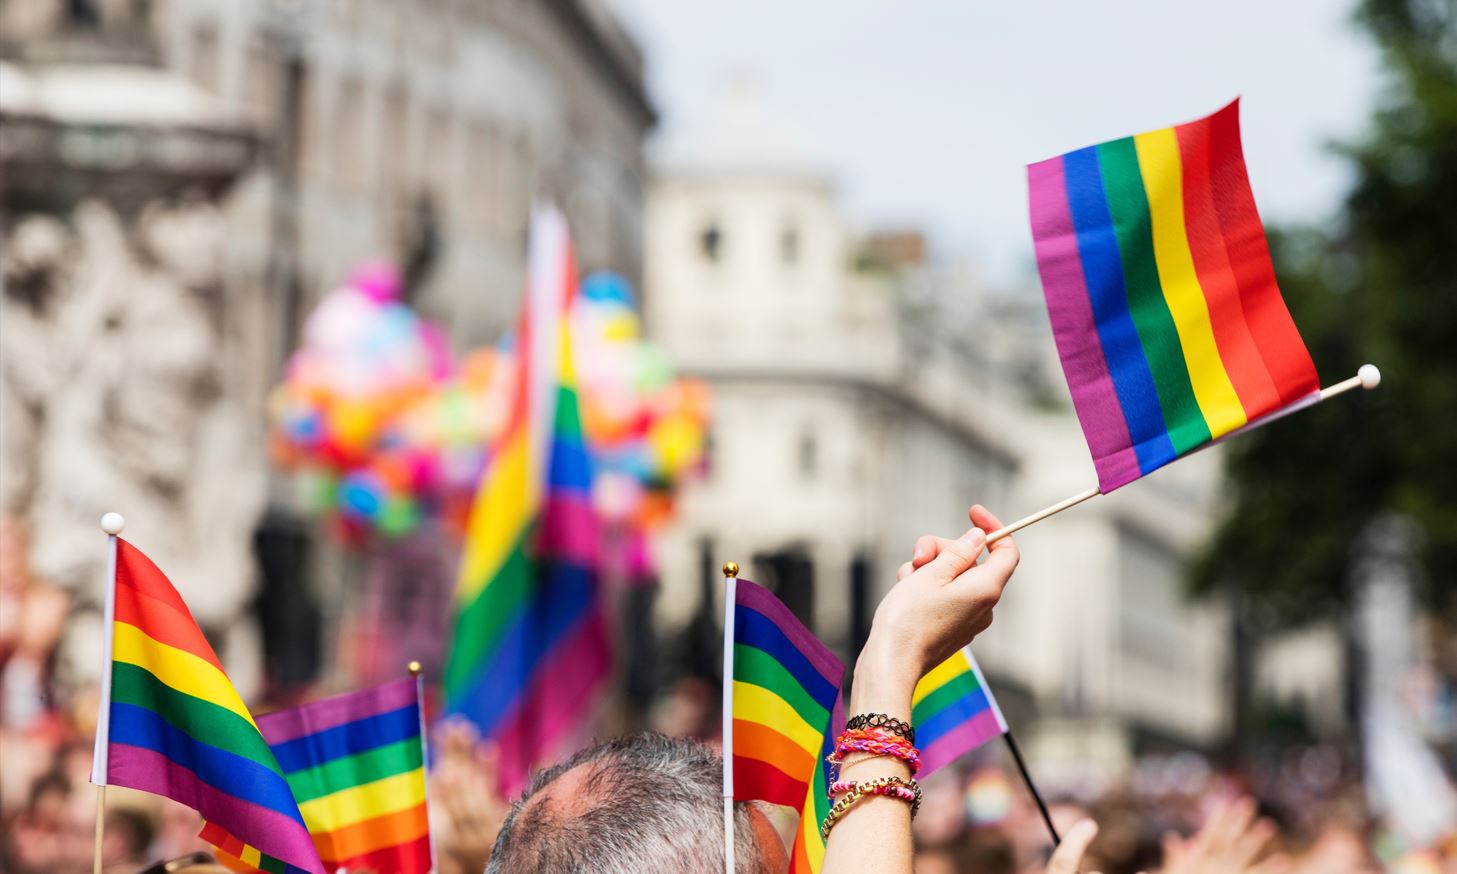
1195,0,1457,628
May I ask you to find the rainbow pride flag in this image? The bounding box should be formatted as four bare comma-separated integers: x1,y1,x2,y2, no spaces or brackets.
788,694,844,874
443,203,609,795
93,540,324,874
201,677,431,874
913,647,1008,777
726,578,844,810
1028,99,1321,492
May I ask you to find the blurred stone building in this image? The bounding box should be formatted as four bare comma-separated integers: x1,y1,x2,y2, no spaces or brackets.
645,87,1267,781
0,0,653,692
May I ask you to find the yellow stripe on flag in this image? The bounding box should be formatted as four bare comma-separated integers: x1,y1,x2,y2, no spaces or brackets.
1133,127,1248,438
455,428,537,604
913,651,971,708
112,622,257,729
297,768,427,834
731,681,823,758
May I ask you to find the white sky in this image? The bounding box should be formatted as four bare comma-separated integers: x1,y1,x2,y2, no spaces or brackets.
611,0,1385,284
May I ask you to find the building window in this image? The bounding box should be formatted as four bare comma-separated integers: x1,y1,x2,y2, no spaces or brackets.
797,429,817,479
780,222,800,266
698,222,722,263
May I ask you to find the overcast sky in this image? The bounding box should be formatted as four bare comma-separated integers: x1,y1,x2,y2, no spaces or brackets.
611,0,1385,284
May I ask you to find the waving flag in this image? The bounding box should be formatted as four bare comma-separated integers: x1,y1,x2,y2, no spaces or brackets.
202,677,431,874
443,203,609,795
93,539,324,874
913,648,1008,777
1028,99,1320,492
726,577,845,810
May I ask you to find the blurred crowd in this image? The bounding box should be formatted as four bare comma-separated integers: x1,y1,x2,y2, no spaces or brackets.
3,516,1454,874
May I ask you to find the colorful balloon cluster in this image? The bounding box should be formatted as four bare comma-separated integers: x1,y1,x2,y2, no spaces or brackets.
267,263,707,547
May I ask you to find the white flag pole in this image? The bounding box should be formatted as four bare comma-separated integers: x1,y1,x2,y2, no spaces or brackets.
984,365,1382,545
92,512,124,874
408,660,436,874
721,561,740,874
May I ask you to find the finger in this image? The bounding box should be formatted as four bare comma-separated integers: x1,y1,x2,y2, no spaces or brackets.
912,536,959,571
1206,797,1257,854
923,527,986,584
1046,819,1098,874
912,535,941,566
897,560,915,582
1230,817,1277,868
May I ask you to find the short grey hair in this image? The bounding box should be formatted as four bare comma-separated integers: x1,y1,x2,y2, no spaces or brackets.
485,733,768,873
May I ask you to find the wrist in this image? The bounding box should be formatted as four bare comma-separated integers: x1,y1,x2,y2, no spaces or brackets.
850,636,918,721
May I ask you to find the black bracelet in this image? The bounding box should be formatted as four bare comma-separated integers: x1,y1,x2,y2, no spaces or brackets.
845,712,915,745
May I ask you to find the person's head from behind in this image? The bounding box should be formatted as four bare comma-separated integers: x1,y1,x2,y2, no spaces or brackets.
486,732,783,873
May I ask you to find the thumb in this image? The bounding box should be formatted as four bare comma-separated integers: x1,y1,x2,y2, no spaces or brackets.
1047,819,1098,874
924,527,985,583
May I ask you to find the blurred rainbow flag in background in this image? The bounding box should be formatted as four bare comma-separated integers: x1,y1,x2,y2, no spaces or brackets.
202,677,430,874
1028,99,1321,493
913,647,1009,777
443,203,610,795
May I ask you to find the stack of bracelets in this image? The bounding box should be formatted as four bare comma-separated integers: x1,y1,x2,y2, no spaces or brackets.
820,713,924,840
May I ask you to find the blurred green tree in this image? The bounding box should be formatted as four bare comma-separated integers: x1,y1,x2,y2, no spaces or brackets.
1195,0,1457,699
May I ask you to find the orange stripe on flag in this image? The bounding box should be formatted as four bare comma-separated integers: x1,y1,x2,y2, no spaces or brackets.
313,800,430,864
732,718,815,783
115,580,226,672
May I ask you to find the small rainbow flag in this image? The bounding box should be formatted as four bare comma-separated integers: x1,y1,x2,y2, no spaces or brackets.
201,677,431,874
913,648,1008,777
443,203,610,795
726,577,844,810
788,694,844,874
1028,99,1321,493
93,539,324,874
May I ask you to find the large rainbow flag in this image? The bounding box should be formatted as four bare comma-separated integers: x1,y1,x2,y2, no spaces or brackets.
1028,99,1321,492
443,203,609,795
201,677,431,874
93,539,324,874
726,576,844,813
912,647,1009,777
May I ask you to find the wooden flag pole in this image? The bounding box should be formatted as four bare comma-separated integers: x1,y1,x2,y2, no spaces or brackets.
721,561,740,874
1003,732,1059,847
408,660,437,874
985,365,1381,545
93,511,125,874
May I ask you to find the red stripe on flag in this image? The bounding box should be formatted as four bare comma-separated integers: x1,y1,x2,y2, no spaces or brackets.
115,541,226,670
332,832,432,874
733,754,810,809
1205,100,1320,404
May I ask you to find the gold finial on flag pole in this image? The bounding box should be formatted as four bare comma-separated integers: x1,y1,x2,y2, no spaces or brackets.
407,660,423,677
722,561,739,579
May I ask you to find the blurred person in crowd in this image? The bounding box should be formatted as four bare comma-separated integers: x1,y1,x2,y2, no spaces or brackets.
105,806,158,871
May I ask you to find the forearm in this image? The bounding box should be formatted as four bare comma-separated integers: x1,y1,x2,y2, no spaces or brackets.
821,638,919,874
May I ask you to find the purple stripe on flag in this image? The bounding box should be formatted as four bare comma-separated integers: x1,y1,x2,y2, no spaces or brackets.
491,608,611,796
919,709,1007,778
108,743,324,874
257,678,418,745
1028,157,1142,491
734,579,841,690
539,491,598,567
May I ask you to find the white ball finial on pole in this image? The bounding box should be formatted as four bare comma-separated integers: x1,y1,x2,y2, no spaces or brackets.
1358,363,1382,390
100,513,125,536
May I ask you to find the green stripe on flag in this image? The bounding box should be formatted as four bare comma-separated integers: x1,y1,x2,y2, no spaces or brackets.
110,662,282,777
283,737,424,803
733,643,830,730
911,670,982,725
1097,136,1209,453
445,527,537,698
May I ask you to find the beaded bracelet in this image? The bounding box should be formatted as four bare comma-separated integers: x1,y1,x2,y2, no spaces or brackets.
828,777,923,816
820,775,920,839
828,728,922,775
845,712,915,745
